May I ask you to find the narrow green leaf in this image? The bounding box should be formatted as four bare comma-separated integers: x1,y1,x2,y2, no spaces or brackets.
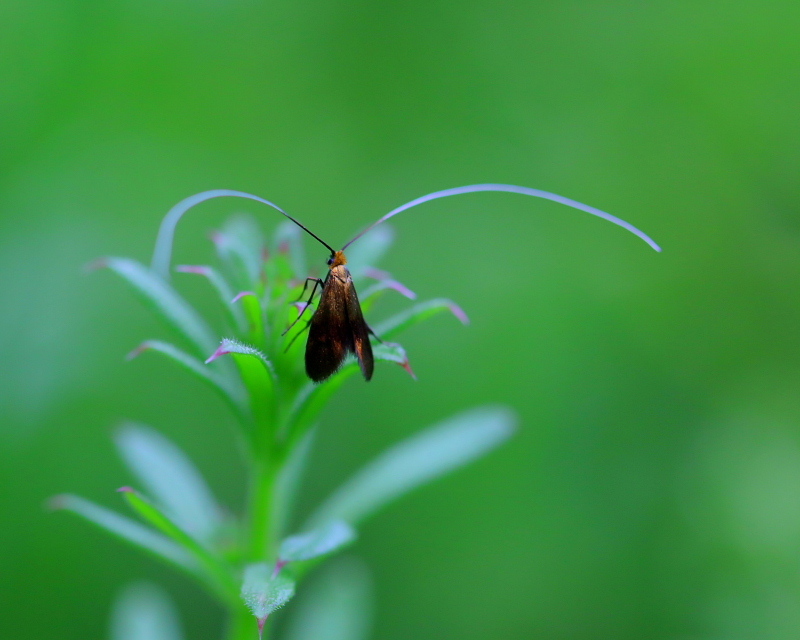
119,488,237,602
372,342,416,379
151,190,291,280
176,265,247,333
231,292,266,350
359,278,416,314
51,494,197,573
127,340,247,414
286,366,359,449
272,220,307,280
214,215,265,291
284,342,414,444
116,424,224,544
206,338,275,431
281,558,372,640
343,225,395,280
279,520,356,563
241,563,295,621
373,298,469,340
307,406,516,528
273,428,316,537
99,257,218,357
110,582,184,640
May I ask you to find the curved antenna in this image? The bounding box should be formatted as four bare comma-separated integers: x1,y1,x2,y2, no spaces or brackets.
341,184,661,253
152,189,334,280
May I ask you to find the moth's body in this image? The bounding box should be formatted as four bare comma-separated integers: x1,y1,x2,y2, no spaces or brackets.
305,250,374,383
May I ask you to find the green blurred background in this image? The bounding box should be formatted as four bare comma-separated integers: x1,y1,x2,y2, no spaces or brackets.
2,0,799,638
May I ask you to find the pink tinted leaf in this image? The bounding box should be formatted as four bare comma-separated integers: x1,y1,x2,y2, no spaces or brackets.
360,279,417,302
373,342,417,380
176,265,246,333
51,494,198,574
206,339,275,433
100,257,218,357
127,340,246,413
373,298,469,340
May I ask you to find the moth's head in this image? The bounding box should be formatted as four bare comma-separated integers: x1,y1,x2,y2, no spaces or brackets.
327,251,347,269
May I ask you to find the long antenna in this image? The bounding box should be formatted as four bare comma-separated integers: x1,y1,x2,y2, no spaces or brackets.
152,189,335,279
341,184,662,253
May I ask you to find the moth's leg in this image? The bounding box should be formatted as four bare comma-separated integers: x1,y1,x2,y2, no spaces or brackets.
295,277,321,302
282,278,323,336
283,317,313,352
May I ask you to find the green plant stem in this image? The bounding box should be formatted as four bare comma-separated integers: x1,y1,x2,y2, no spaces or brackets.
249,452,280,561
226,602,257,640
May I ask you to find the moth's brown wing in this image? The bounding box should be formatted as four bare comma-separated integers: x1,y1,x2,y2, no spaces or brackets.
305,271,354,382
343,275,374,381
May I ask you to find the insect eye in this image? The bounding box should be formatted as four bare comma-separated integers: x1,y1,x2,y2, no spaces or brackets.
326,257,334,266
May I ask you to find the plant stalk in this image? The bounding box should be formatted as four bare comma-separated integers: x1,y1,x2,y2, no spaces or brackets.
250,454,279,561
226,602,257,640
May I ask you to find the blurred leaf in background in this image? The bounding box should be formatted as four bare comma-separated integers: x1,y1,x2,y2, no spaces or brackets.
2,0,800,639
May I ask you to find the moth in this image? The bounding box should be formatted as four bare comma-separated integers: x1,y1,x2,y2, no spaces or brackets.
300,250,373,382
204,183,660,383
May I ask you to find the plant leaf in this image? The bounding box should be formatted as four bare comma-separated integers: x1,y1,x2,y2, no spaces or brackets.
110,582,184,640
285,343,413,446
206,338,275,432
359,278,416,312
116,424,224,544
286,366,359,449
118,488,237,602
99,257,218,357
279,520,356,563
51,494,197,573
213,215,265,291
372,342,416,379
150,190,297,280
343,225,395,280
127,340,246,414
241,563,295,621
373,298,469,340
272,220,307,279
231,292,265,349
281,558,372,640
176,265,247,333
273,428,316,537
306,406,516,528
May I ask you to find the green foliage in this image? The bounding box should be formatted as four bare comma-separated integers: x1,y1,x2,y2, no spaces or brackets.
241,564,296,621
51,494,199,576
115,424,225,544
110,583,184,640
279,521,356,563
306,406,516,528
56,205,512,639
281,559,372,640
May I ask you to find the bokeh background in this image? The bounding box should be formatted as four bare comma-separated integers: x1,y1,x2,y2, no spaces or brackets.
2,1,799,638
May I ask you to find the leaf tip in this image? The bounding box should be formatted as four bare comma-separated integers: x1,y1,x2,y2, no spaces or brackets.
364,266,391,280
84,258,108,273
399,358,418,380
175,264,210,275
448,302,469,325
387,279,417,300
125,342,151,361
231,291,257,304
204,345,227,364
46,494,69,511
